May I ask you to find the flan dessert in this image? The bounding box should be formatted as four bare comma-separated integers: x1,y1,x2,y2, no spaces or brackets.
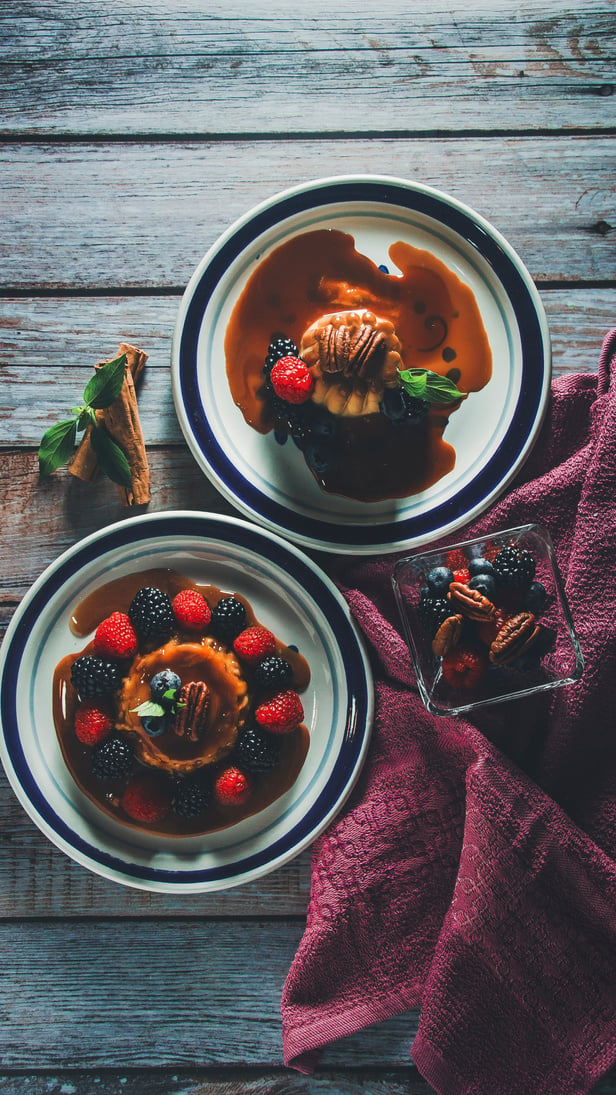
224,227,493,502
53,569,310,836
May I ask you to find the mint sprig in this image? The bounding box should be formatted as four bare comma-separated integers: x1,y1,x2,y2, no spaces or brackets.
38,353,132,486
131,689,185,720
398,367,466,405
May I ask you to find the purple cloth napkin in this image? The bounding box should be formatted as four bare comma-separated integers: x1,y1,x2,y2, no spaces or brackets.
281,328,616,1095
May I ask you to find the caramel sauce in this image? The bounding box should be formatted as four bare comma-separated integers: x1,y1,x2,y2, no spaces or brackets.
54,570,310,837
224,229,492,501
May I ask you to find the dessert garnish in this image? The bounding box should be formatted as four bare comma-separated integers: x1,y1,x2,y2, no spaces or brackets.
39,342,150,506
416,543,551,691
53,570,311,835
224,228,492,502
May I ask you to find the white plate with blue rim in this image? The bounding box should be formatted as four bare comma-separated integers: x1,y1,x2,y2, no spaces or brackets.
0,511,373,893
171,174,551,555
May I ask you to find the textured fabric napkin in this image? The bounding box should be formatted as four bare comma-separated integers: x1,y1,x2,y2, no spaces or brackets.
282,327,616,1095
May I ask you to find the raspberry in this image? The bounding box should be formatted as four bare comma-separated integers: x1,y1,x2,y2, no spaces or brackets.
172,589,211,632
452,567,471,585
210,596,247,641
441,645,488,689
121,772,173,824
446,548,468,571
71,654,123,698
214,766,252,806
74,699,114,746
94,611,138,659
255,690,304,734
235,725,281,773
233,626,277,665
270,356,315,404
254,655,293,691
91,734,134,781
128,587,175,642
173,774,211,818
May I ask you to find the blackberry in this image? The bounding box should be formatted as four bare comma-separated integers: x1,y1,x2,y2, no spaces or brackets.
418,594,450,636
492,546,536,590
71,654,122,698
270,395,313,438
235,724,281,773
173,774,211,818
128,586,175,642
210,596,247,641
401,392,431,423
264,335,298,375
91,734,134,781
254,655,293,691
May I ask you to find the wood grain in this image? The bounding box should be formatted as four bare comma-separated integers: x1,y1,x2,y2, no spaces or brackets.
0,1073,439,1095
2,0,614,135
0,918,417,1068
1,139,615,290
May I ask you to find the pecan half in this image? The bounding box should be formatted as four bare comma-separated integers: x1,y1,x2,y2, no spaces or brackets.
489,612,540,666
173,681,210,741
447,582,495,622
432,613,464,657
318,322,387,381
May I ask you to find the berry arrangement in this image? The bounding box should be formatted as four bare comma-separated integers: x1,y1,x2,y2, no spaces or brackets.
61,579,310,831
415,541,552,693
260,334,436,478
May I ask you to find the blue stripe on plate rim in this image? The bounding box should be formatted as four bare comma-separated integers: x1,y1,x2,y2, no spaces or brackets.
0,513,372,886
176,176,549,549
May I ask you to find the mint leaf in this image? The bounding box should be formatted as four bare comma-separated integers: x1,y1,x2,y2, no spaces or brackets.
38,418,77,477
131,700,165,718
90,425,132,487
399,368,465,405
83,353,127,410
398,369,428,399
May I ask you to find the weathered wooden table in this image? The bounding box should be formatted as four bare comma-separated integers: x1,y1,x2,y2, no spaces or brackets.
1,3,615,1093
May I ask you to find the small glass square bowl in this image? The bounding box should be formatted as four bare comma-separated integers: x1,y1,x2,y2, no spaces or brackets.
392,523,584,717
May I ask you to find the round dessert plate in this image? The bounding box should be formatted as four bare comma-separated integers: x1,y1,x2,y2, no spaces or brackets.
0,512,373,893
172,174,551,554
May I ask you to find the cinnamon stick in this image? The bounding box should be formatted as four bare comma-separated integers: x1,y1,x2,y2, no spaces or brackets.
69,342,151,506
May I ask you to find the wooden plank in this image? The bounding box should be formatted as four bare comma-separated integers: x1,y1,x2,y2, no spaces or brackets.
0,288,613,444
0,1073,439,1095
1,0,615,134
0,771,311,917
0,449,237,596
0,918,418,1067
0,1073,613,1095
1,138,615,289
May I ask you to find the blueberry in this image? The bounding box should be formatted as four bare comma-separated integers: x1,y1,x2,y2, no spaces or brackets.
426,566,454,597
141,715,167,737
379,388,407,422
468,573,497,599
310,408,338,440
468,557,494,577
523,581,547,614
150,669,181,703
304,440,338,473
